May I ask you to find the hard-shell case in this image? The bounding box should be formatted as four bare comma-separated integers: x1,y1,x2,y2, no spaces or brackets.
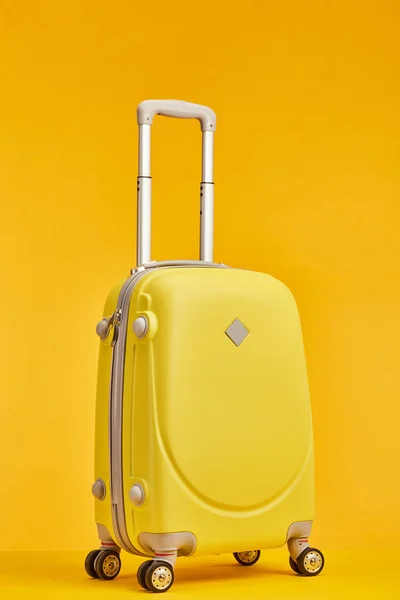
85,100,325,592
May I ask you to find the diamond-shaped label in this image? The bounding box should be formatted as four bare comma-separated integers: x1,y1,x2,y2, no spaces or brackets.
225,318,249,347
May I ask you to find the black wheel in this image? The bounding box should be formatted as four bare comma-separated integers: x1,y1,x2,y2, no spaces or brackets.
137,560,154,590
289,556,301,574
297,547,324,576
144,560,175,593
94,549,121,580
85,549,101,578
233,550,261,566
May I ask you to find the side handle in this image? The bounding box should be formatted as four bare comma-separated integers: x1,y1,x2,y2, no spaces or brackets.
137,99,216,132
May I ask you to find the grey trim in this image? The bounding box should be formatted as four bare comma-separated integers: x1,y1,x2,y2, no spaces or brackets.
286,520,313,540
225,318,249,347
286,520,313,560
109,261,228,556
132,260,226,273
138,532,197,558
153,551,177,568
96,523,118,546
110,270,148,556
288,538,310,560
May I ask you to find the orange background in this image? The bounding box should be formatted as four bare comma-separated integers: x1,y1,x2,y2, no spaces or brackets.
1,0,399,552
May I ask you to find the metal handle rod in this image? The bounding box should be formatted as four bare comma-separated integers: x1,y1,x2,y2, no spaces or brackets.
200,131,214,262
137,124,152,266
136,106,215,266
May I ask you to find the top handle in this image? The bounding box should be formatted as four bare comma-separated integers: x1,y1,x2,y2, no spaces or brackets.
137,99,216,131
136,99,216,266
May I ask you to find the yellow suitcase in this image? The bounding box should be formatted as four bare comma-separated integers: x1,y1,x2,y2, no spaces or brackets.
85,100,325,592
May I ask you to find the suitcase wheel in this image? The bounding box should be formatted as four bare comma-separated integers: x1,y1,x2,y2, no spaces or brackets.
93,549,121,580
295,547,325,576
84,549,101,578
233,550,261,566
289,555,301,574
143,560,175,593
137,559,155,590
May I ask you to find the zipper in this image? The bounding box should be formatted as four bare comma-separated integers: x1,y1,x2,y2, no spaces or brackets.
109,271,148,555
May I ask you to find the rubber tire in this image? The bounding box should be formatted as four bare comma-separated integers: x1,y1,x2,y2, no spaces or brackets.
297,547,325,577
289,556,301,574
233,550,261,566
137,560,154,590
85,549,101,579
145,560,175,593
94,549,121,580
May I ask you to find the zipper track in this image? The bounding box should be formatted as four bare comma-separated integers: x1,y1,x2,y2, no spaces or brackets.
109,262,228,554
110,270,147,555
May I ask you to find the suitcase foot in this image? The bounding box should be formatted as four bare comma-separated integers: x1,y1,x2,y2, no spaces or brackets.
233,550,261,566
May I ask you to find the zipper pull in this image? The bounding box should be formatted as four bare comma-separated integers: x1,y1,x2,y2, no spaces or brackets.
111,309,122,347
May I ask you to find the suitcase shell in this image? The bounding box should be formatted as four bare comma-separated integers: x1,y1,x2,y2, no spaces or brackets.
94,265,314,557
88,99,323,588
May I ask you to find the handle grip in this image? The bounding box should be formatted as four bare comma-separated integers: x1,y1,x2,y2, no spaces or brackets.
137,99,216,132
